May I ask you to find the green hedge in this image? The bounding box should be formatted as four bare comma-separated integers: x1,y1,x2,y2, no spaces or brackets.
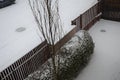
58,30,94,80
25,30,94,80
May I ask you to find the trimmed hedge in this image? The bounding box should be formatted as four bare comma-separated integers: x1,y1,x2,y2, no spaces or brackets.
58,30,94,80
25,30,94,80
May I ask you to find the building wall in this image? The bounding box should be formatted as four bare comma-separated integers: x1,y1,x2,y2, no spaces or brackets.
101,0,120,21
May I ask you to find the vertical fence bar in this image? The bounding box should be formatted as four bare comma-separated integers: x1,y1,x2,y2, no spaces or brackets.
75,15,81,29
80,15,82,29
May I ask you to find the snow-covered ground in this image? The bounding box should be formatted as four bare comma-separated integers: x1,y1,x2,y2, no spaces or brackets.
75,19,120,80
0,0,97,72
0,0,41,72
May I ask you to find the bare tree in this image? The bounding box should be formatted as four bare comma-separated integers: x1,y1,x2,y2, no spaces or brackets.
28,0,63,80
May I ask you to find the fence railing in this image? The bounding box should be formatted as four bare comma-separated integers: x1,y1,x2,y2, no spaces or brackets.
72,1,101,30
0,26,80,80
0,41,50,80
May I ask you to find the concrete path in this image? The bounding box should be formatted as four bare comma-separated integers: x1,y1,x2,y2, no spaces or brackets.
75,19,120,80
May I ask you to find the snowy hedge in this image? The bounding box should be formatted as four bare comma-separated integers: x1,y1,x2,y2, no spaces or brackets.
25,30,94,80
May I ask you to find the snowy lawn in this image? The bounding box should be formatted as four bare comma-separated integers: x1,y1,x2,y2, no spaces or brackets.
0,0,97,72
75,19,120,80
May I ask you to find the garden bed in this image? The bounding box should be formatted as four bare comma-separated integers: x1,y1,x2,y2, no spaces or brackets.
25,30,94,80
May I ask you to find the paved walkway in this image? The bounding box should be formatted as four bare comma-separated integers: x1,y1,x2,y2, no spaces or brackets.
75,19,120,80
